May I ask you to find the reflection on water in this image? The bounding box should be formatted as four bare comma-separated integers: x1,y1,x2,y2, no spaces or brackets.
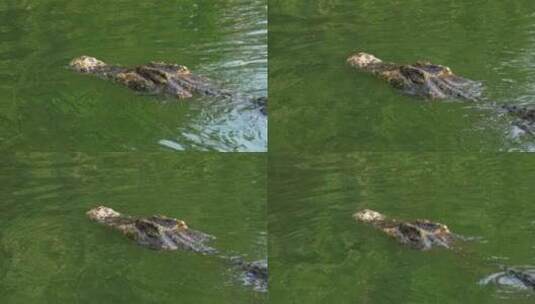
160,95,267,152
0,153,267,303
270,0,535,152
0,0,266,152
269,153,535,303
164,1,267,152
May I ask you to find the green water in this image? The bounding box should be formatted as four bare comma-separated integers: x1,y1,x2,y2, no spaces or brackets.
0,153,267,303
4,0,535,303
0,0,267,152
269,153,535,303
270,0,535,152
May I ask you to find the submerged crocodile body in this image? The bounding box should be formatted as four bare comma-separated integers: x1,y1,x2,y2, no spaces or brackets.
353,209,456,250
347,52,535,133
480,266,535,291
231,257,268,292
500,104,535,134
87,206,267,292
70,56,267,114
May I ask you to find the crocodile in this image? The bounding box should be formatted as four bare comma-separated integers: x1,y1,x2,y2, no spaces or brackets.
347,52,535,134
347,52,484,101
69,56,267,115
87,206,267,291
354,209,535,294
480,266,535,291
87,205,217,254
70,56,224,98
353,209,457,250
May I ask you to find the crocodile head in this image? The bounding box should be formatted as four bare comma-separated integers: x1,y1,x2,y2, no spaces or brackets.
86,205,121,223
347,52,383,69
69,56,107,73
353,209,386,223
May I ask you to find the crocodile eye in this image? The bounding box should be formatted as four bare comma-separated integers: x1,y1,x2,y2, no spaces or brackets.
179,66,190,74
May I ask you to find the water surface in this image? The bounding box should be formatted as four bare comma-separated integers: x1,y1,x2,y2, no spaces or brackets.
0,153,267,303
0,0,267,152
270,0,535,152
269,153,535,303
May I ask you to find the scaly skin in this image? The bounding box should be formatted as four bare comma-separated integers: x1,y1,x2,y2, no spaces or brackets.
87,206,217,254
347,52,483,101
70,56,225,99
